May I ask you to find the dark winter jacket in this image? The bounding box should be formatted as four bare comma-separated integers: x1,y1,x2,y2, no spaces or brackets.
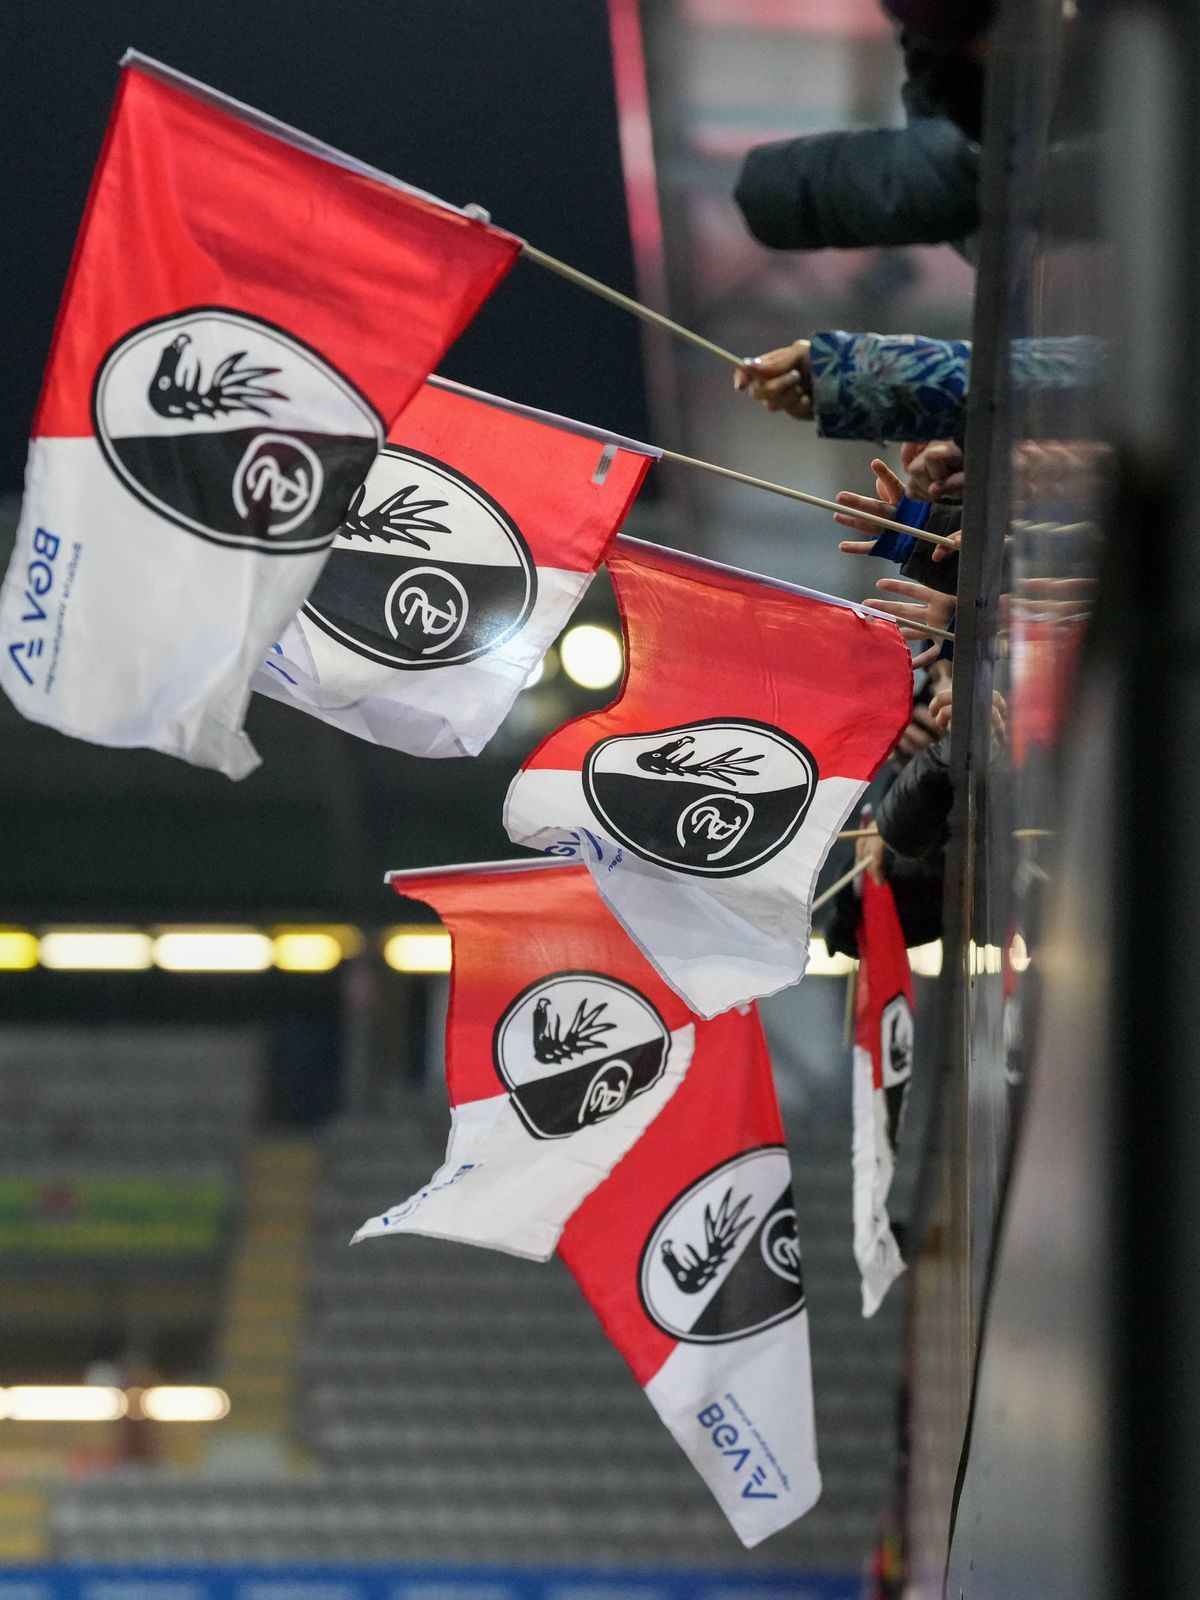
876,736,953,858
735,115,979,253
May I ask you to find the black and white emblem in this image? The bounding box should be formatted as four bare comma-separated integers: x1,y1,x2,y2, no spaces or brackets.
880,994,913,1151
92,307,384,552
639,1146,805,1343
583,719,817,877
493,971,669,1140
301,444,537,669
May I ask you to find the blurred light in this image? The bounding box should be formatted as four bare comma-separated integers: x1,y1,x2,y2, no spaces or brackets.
0,1386,127,1422
0,931,39,971
39,930,153,971
140,1385,229,1423
521,658,545,691
1009,932,1031,974
383,928,452,973
805,937,855,977
909,941,943,978
560,624,623,690
273,932,344,973
153,929,274,972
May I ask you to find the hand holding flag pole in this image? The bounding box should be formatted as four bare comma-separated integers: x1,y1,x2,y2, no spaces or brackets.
515,243,954,549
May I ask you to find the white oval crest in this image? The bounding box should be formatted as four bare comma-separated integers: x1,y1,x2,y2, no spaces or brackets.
493,971,669,1141
584,719,817,878
302,445,537,669
639,1145,804,1344
92,307,383,552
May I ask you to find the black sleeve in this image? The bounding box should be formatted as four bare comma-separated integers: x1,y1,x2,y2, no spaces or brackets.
734,117,979,252
821,852,945,959
899,502,963,592
875,737,954,858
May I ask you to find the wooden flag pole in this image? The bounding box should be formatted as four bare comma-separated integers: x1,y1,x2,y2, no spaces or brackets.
519,244,958,552
860,606,955,643
521,242,745,368
812,855,875,912
656,449,958,549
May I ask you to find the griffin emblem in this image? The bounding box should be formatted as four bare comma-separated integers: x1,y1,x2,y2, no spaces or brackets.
148,333,286,421
660,1186,755,1293
636,734,763,789
338,481,451,550
531,995,617,1065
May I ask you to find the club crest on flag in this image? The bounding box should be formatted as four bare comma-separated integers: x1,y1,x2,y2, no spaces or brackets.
92,307,384,553
638,1145,805,1344
302,444,537,669
880,993,913,1148
493,971,670,1139
582,719,817,877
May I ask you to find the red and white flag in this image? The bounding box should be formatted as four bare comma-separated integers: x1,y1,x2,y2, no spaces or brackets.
851,872,914,1316
559,988,820,1546
354,858,820,1546
353,859,696,1259
505,537,913,1017
0,54,518,777
254,379,655,756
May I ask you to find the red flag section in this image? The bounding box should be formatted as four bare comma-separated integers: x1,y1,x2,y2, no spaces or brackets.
851,872,914,1316
559,998,820,1545
505,535,913,1017
254,378,655,756
0,55,519,776
353,860,696,1259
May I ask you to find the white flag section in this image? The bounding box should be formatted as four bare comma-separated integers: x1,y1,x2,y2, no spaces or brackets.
254,379,655,757
351,862,697,1259
558,1012,822,1546
505,538,913,1017
0,58,517,776
851,873,914,1317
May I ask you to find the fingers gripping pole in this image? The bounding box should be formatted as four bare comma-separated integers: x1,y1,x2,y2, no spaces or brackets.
520,242,745,368
657,449,958,548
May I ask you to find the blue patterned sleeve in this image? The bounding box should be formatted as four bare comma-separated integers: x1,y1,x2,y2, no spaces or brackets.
810,330,972,442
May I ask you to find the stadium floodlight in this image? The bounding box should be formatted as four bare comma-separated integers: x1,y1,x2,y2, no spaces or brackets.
272,931,345,972
140,1386,230,1423
39,930,154,971
0,1386,127,1422
0,931,39,970
382,928,452,973
560,624,623,690
153,929,275,972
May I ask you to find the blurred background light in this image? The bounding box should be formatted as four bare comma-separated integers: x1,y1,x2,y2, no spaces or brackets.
39,930,154,971
140,1386,230,1423
522,658,546,691
383,929,453,973
560,624,623,690
272,931,345,973
153,930,275,973
909,942,944,977
0,1387,127,1422
0,930,39,970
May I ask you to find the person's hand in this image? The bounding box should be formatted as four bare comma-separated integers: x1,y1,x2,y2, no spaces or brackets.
930,684,953,732
855,828,886,888
930,527,962,565
929,685,1007,738
901,440,964,501
834,457,905,554
867,577,956,670
896,702,939,760
733,339,813,420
